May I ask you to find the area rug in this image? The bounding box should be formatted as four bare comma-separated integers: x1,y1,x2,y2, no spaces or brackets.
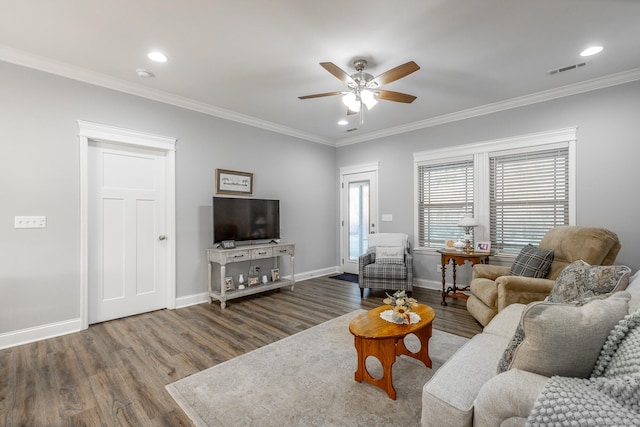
328,273,359,284
166,310,468,427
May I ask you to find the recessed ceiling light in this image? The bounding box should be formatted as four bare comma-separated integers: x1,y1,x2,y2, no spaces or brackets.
148,51,168,62
580,46,603,57
136,68,155,78
338,119,348,126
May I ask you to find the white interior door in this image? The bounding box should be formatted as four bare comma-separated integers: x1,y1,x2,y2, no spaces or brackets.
88,142,167,324
341,170,378,274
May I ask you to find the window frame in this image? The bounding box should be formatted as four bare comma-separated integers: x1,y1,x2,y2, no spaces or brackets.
413,127,576,259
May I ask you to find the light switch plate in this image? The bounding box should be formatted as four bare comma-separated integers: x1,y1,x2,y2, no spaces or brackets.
14,216,46,229
381,214,393,222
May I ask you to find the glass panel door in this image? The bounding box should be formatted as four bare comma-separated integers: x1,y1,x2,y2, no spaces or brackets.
349,180,370,261
341,170,378,274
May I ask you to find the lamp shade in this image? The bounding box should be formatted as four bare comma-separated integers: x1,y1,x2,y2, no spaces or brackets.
458,214,479,227
360,89,378,110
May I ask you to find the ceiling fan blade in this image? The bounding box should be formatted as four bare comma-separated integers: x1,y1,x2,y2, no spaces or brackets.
347,108,358,115
320,62,355,85
369,61,420,87
298,91,344,99
376,90,417,103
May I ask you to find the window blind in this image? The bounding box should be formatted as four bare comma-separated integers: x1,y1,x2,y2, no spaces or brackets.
490,147,569,254
418,159,474,248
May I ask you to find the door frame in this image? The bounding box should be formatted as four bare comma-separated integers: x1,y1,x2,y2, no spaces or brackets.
339,162,379,273
78,120,177,330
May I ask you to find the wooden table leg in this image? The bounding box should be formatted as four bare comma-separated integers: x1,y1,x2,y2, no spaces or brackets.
396,324,433,369
353,336,398,400
441,259,448,306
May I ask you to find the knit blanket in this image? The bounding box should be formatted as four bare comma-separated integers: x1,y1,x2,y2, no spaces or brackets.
526,310,640,426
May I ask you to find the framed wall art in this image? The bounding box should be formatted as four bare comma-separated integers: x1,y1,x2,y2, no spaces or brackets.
216,168,254,196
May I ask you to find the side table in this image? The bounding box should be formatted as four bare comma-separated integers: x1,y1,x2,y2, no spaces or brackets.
437,249,490,306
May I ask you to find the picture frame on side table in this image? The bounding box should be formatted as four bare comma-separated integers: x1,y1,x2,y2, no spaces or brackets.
271,268,280,282
224,276,235,291
216,168,254,196
475,241,491,253
248,276,259,286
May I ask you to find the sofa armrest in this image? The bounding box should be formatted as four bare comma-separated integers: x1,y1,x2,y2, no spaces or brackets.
472,264,511,280
496,276,555,310
358,253,374,276
473,369,548,427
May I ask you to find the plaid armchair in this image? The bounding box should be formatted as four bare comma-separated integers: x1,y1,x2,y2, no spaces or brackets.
358,233,413,298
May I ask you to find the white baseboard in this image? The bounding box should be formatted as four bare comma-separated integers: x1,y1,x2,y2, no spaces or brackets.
175,292,210,308
0,318,82,350
294,266,340,282
413,278,444,291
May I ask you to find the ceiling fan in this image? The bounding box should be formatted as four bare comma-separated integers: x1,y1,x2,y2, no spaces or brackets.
299,59,420,125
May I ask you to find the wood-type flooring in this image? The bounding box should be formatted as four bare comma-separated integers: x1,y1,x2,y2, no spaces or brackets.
0,275,482,426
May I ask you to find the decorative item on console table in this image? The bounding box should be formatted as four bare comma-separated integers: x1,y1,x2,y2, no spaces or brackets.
248,276,259,286
271,268,280,281
437,249,490,306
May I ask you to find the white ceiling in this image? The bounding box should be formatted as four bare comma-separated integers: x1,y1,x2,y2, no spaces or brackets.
1,0,640,146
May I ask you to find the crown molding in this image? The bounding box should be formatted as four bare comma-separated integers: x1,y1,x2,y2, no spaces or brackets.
2,45,639,149
335,67,640,147
0,45,333,146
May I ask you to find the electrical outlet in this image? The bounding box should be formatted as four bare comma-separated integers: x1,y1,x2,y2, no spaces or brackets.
436,264,442,272
14,216,46,229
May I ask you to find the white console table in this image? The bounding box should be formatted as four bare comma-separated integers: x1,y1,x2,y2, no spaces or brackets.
207,242,295,308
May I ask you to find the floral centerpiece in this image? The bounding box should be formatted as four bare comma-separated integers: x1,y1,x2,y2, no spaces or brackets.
382,290,419,324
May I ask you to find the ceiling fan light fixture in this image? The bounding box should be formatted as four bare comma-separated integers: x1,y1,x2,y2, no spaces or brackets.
361,89,377,110
342,92,360,112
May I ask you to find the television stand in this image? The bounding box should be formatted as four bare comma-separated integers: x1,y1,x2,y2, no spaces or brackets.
206,242,295,309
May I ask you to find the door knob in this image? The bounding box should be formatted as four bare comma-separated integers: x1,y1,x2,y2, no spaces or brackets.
159,235,167,241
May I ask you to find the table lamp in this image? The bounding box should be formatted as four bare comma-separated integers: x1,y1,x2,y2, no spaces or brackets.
458,214,479,254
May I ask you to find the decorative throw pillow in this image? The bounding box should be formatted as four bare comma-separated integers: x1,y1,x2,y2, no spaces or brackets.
374,246,405,264
547,260,631,304
626,271,640,314
509,244,554,278
591,308,640,378
497,291,630,378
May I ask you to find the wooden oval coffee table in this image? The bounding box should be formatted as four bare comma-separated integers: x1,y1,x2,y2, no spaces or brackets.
348,304,435,400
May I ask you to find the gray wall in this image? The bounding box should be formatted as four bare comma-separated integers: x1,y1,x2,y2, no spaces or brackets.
337,80,640,286
2,57,639,337
0,61,337,334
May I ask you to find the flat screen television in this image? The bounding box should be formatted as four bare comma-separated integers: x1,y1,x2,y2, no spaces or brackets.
213,197,280,244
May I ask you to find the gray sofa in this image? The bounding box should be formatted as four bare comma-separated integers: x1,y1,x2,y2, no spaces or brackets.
421,267,640,427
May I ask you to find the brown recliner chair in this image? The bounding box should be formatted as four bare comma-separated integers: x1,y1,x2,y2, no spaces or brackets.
466,226,621,326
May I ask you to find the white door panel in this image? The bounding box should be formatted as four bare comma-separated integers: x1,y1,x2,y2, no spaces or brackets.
89,143,166,324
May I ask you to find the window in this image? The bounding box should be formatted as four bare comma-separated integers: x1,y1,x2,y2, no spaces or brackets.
414,128,575,255
490,147,569,254
417,159,474,248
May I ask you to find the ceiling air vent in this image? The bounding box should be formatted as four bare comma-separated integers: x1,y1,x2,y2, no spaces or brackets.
548,61,588,75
